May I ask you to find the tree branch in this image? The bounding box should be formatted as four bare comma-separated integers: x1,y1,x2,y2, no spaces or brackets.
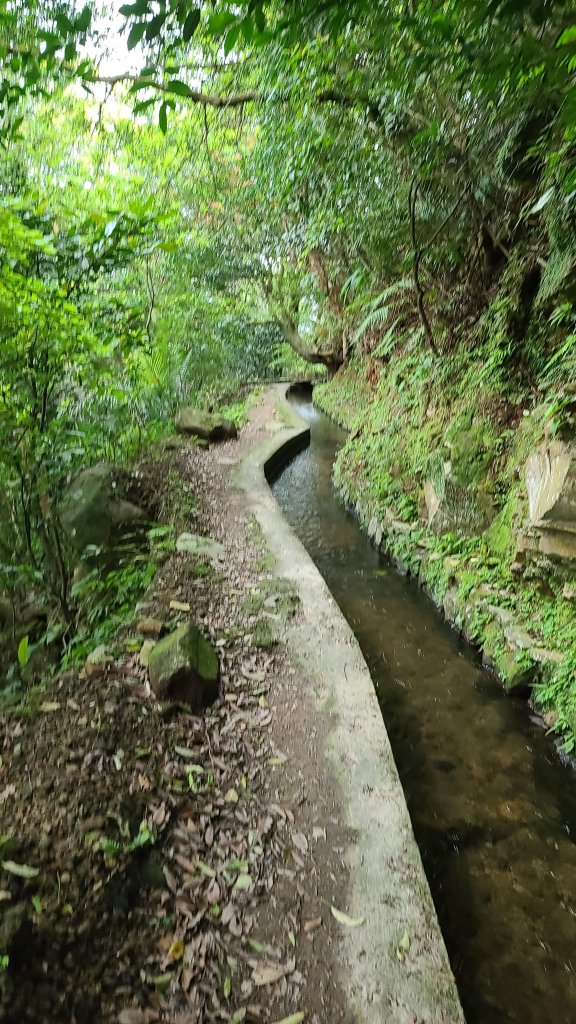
89,75,384,119
91,74,258,108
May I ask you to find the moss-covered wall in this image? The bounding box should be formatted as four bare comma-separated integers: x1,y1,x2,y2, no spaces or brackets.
315,349,576,751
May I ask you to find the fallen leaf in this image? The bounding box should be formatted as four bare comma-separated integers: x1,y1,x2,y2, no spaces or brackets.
118,1010,157,1024
292,832,308,855
270,1014,306,1024
2,860,39,879
224,788,239,803
169,600,190,612
330,906,365,928
303,917,322,934
252,964,292,987
234,873,252,891
168,939,185,961
39,701,60,712
0,785,15,804
197,859,216,878
173,745,197,759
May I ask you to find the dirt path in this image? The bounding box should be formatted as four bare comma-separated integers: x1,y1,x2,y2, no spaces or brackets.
0,390,354,1024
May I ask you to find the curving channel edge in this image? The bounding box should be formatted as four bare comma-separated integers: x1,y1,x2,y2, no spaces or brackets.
237,384,466,1024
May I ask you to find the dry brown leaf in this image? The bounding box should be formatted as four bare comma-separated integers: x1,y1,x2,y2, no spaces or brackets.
303,917,322,934
252,961,294,987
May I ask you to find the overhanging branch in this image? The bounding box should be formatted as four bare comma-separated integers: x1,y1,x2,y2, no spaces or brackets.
90,74,383,119
92,73,258,108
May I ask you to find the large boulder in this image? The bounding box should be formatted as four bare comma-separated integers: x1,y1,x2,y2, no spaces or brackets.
526,440,576,526
174,407,237,441
147,622,219,708
525,441,576,562
60,463,148,553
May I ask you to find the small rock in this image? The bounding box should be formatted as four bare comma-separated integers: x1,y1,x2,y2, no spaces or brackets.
562,584,576,602
136,617,164,638
543,710,558,729
147,623,219,708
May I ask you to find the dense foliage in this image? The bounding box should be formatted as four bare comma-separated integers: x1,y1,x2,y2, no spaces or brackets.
0,1,575,694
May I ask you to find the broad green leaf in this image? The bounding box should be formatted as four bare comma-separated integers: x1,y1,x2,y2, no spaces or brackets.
119,1,149,16
158,102,168,134
55,13,74,36
74,6,92,33
167,80,193,98
127,21,147,50
207,12,237,35
17,635,29,667
557,26,576,46
224,25,241,56
183,9,201,42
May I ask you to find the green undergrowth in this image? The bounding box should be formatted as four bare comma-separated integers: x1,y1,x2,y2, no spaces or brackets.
315,340,576,749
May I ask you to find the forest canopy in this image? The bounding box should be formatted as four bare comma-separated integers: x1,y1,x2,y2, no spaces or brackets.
0,0,575,684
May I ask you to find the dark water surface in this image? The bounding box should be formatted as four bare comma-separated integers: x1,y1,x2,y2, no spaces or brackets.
272,393,576,1024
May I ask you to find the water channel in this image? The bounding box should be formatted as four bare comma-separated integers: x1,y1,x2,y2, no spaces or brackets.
271,389,576,1024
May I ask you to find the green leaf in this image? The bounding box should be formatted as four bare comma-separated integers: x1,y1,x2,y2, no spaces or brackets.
557,26,576,46
330,905,365,928
74,6,92,33
224,25,241,56
241,17,254,43
207,12,237,35
17,635,29,667
158,101,167,134
254,3,266,33
183,9,201,42
2,860,40,879
270,1014,306,1024
528,188,553,215
234,873,252,890
146,13,167,41
104,219,118,237
167,80,193,98
119,1,150,14
127,21,147,49
55,13,74,36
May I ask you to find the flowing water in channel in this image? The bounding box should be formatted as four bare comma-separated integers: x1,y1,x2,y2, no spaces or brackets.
271,391,576,1024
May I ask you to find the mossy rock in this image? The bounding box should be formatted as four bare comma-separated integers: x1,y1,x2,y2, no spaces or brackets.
60,463,147,553
174,408,238,442
148,623,219,709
